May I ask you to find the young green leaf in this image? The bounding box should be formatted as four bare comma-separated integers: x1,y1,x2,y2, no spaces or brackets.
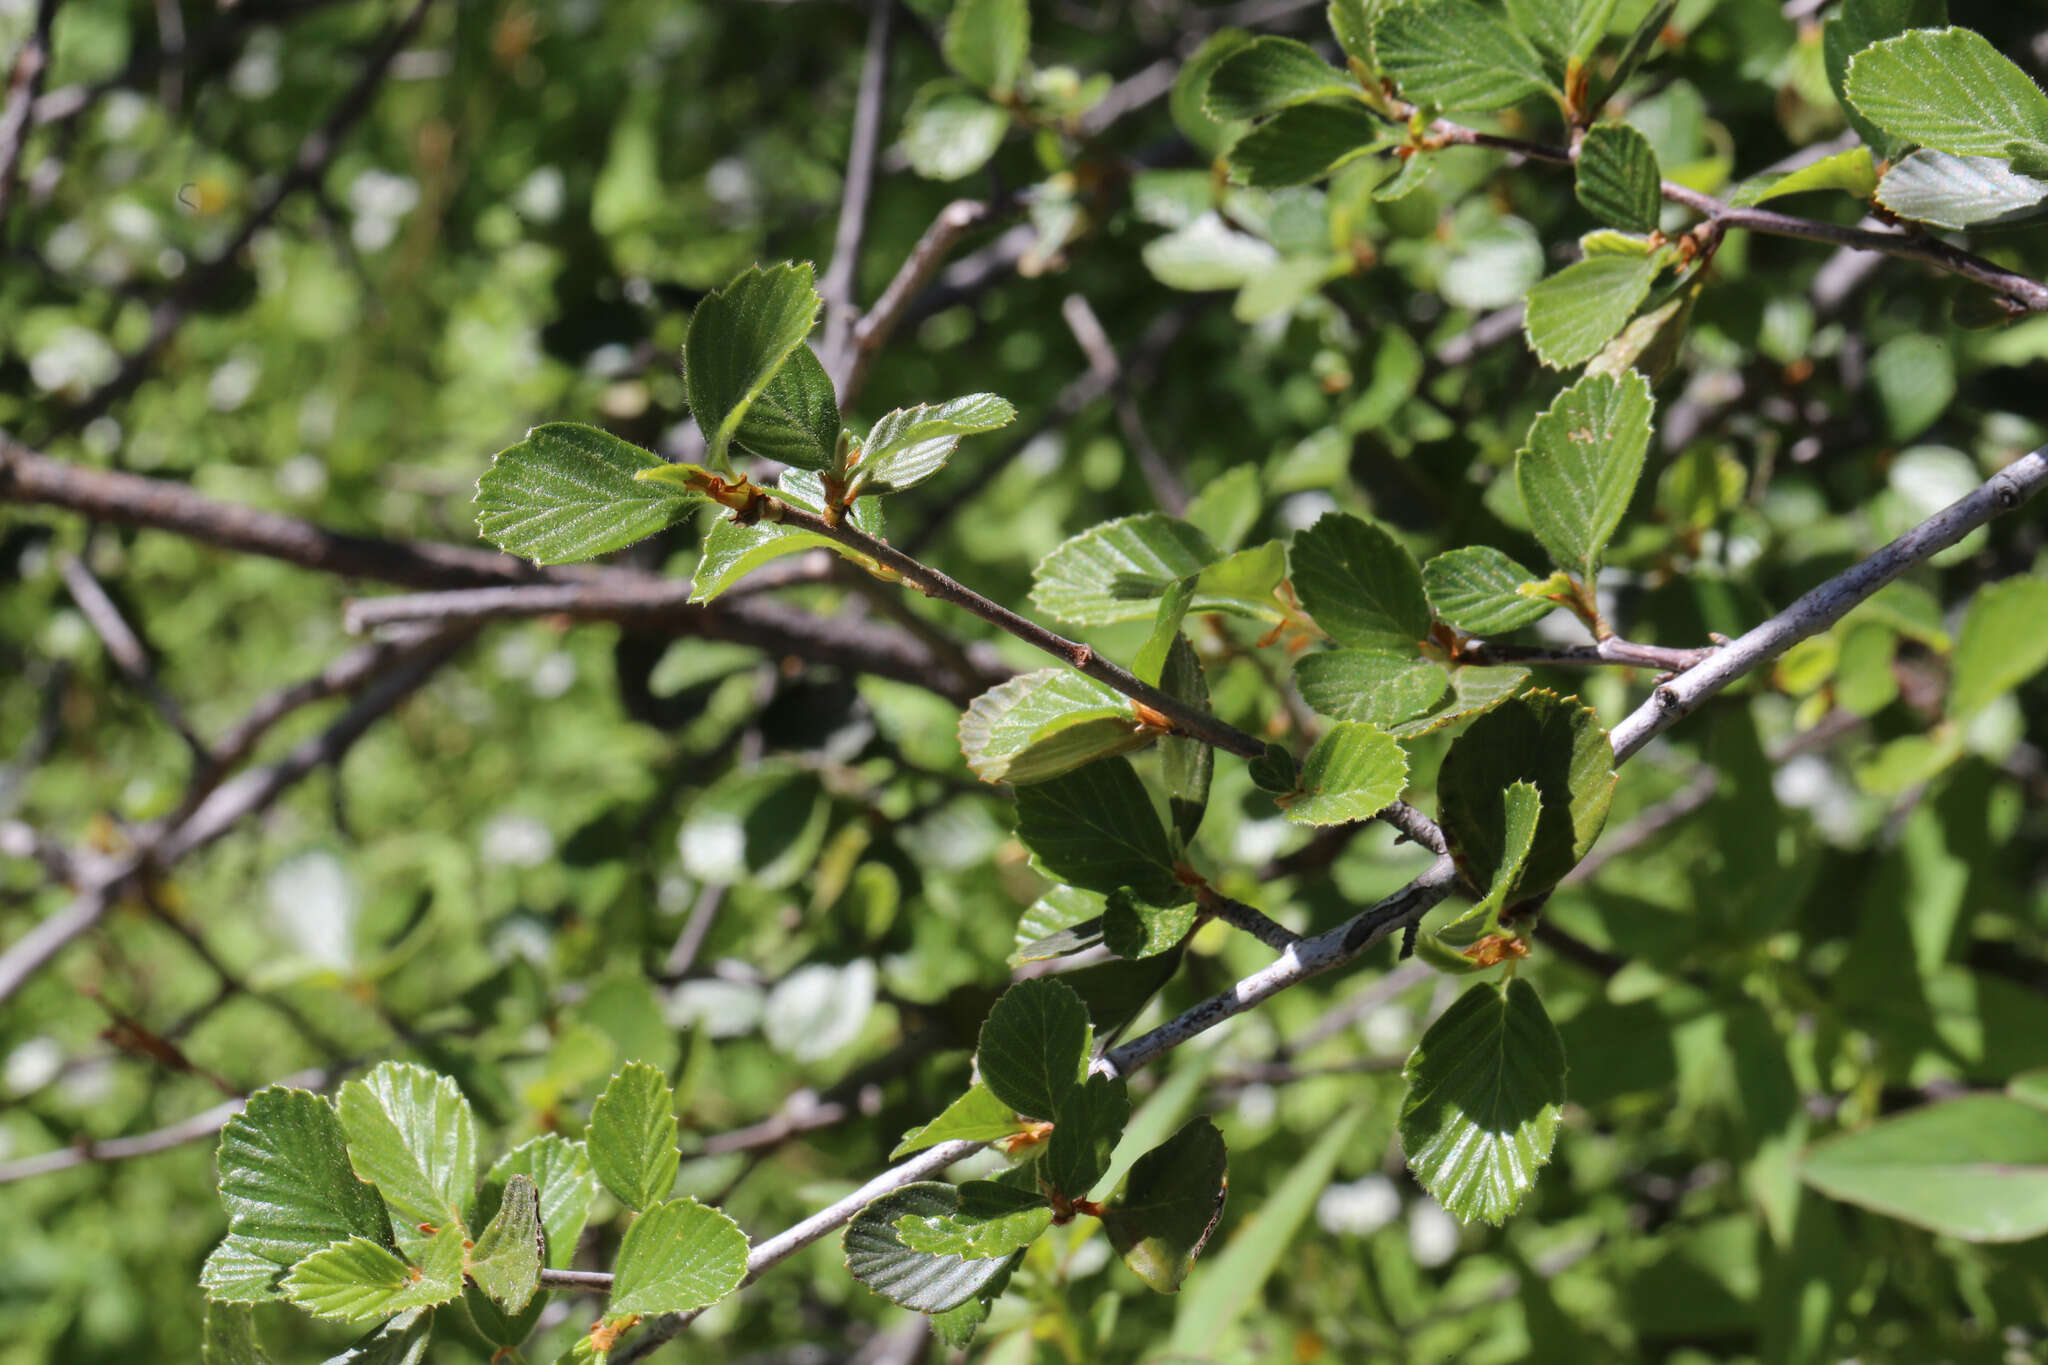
587,1062,680,1213
1144,212,1283,290
902,82,1009,181
1400,978,1566,1224
1422,546,1554,634
1590,0,1675,108
1288,512,1432,650
337,1062,477,1249
1133,578,1196,687
1192,540,1291,623
1010,885,1108,966
1846,28,2048,176
1043,1073,1132,1198
1876,149,2048,228
959,669,1150,786
1328,0,1379,65
1172,29,1255,156
475,423,701,565
1821,0,1946,156
1103,887,1200,960
894,1181,1053,1258
893,1083,1032,1159
1388,664,1529,738
201,1301,269,1365
483,1138,595,1272
212,1087,394,1291
1522,252,1664,369
1031,514,1221,626
1281,721,1409,826
1516,369,1655,583
1574,123,1662,234
683,262,825,469
1436,690,1617,901
976,977,1093,1122
730,343,840,470
1183,464,1262,554
201,1237,291,1304
1225,102,1388,187
1158,634,1214,847
845,1184,1023,1312
1948,574,2048,719
944,0,1031,95
853,393,1017,496
1371,0,1555,113
1728,145,1878,208
1438,780,1540,938
282,1226,464,1324
691,468,884,603
464,1173,542,1315
1801,1094,2048,1242
1012,756,1186,906
1206,37,1356,121
1293,650,1449,727
607,1198,750,1315
1102,1117,1229,1293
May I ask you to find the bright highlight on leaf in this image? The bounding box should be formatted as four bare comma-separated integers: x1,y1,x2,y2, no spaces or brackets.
1846,27,2048,176
959,669,1151,785
281,1225,464,1324
475,423,702,565
854,393,1017,496
336,1062,477,1252
894,1181,1053,1258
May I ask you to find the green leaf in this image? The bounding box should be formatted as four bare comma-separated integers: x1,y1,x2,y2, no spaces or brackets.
1400,979,1565,1224
1103,887,1200,960
202,1301,269,1365
1869,333,1955,442
1031,515,1221,626
1044,1074,1133,1199
608,1198,750,1315
976,978,1093,1122
854,393,1017,495
475,424,701,565
1281,722,1409,826
328,1310,432,1365
1948,574,2048,719
1158,634,1214,847
1371,0,1555,113
1143,213,1282,291
337,1062,477,1248
1329,0,1382,65
730,342,840,470
1503,0,1570,62
1294,650,1449,727
893,1083,1031,1159
1010,885,1107,966
895,1181,1053,1258
1172,29,1255,157
1567,0,1624,61
282,1226,465,1324
1013,757,1186,906
1441,780,1540,937
902,82,1009,181
1103,1117,1229,1293
944,0,1030,95
587,1062,679,1213
691,468,884,603
1388,664,1528,738
1058,949,1187,1045
678,763,829,891
1574,123,1662,234
465,1173,542,1315
1248,740,1299,794
1522,252,1664,369
213,1087,394,1285
958,669,1149,786
1876,148,2048,228
202,1236,292,1304
1592,0,1675,107
683,262,825,469
1207,38,1357,121
1846,28,2048,176
1823,0,1946,157
1289,512,1432,650
2011,1071,2048,1111
1225,102,1389,187
1801,1094,2048,1242
1728,145,1878,207
1193,540,1291,622
1184,466,1262,556
1134,576,1196,688
845,1185,1023,1313
928,1256,1018,1351
1516,369,1655,582
1436,690,1616,902
1423,546,1554,634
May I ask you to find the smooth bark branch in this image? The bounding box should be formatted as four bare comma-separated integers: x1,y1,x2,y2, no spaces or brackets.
834,198,1011,401
57,551,207,757
818,0,893,365
1460,637,1715,672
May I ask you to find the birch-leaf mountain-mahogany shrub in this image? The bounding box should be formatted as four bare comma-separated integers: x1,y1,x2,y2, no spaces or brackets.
171,2,2048,1360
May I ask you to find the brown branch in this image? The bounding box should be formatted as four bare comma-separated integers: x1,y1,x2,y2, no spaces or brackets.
818,0,893,365
0,0,59,231
56,551,207,758
833,197,1015,402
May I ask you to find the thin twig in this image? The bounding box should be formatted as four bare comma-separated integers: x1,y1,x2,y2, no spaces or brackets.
57,552,207,758
1196,885,1300,951
834,197,1015,402
0,0,60,231
819,0,893,366
1459,637,1715,672
1061,294,1190,514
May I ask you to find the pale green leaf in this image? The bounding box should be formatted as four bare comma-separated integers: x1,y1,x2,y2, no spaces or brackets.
1282,722,1409,825
608,1198,750,1315
944,0,1031,95
1182,465,1262,554
895,1181,1053,1258
958,669,1148,785
202,1236,288,1304
1436,690,1616,901
475,424,700,565
855,393,1015,495
893,1083,1031,1159
1400,978,1565,1224
1192,540,1290,622
844,1184,1022,1313
1372,0,1555,113
1822,0,1947,157
1104,1117,1229,1293
1846,27,2048,176
1143,213,1282,291
1516,369,1655,581
683,263,824,468
1949,574,2048,719
282,1227,464,1324
1869,333,1956,442
1293,649,1448,727
1207,38,1356,121
976,978,1093,1122
1227,102,1389,187
214,1087,393,1280
587,1062,679,1213
1010,885,1107,966
902,83,1009,181
1329,0,1382,65
1877,148,2048,228
1422,546,1554,634
1289,511,1432,650
1030,514,1221,625
1134,577,1196,686
1728,145,1878,207
1802,1094,2048,1242
466,1174,542,1315
1522,252,1664,369
1574,122,1662,234
337,1062,477,1248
